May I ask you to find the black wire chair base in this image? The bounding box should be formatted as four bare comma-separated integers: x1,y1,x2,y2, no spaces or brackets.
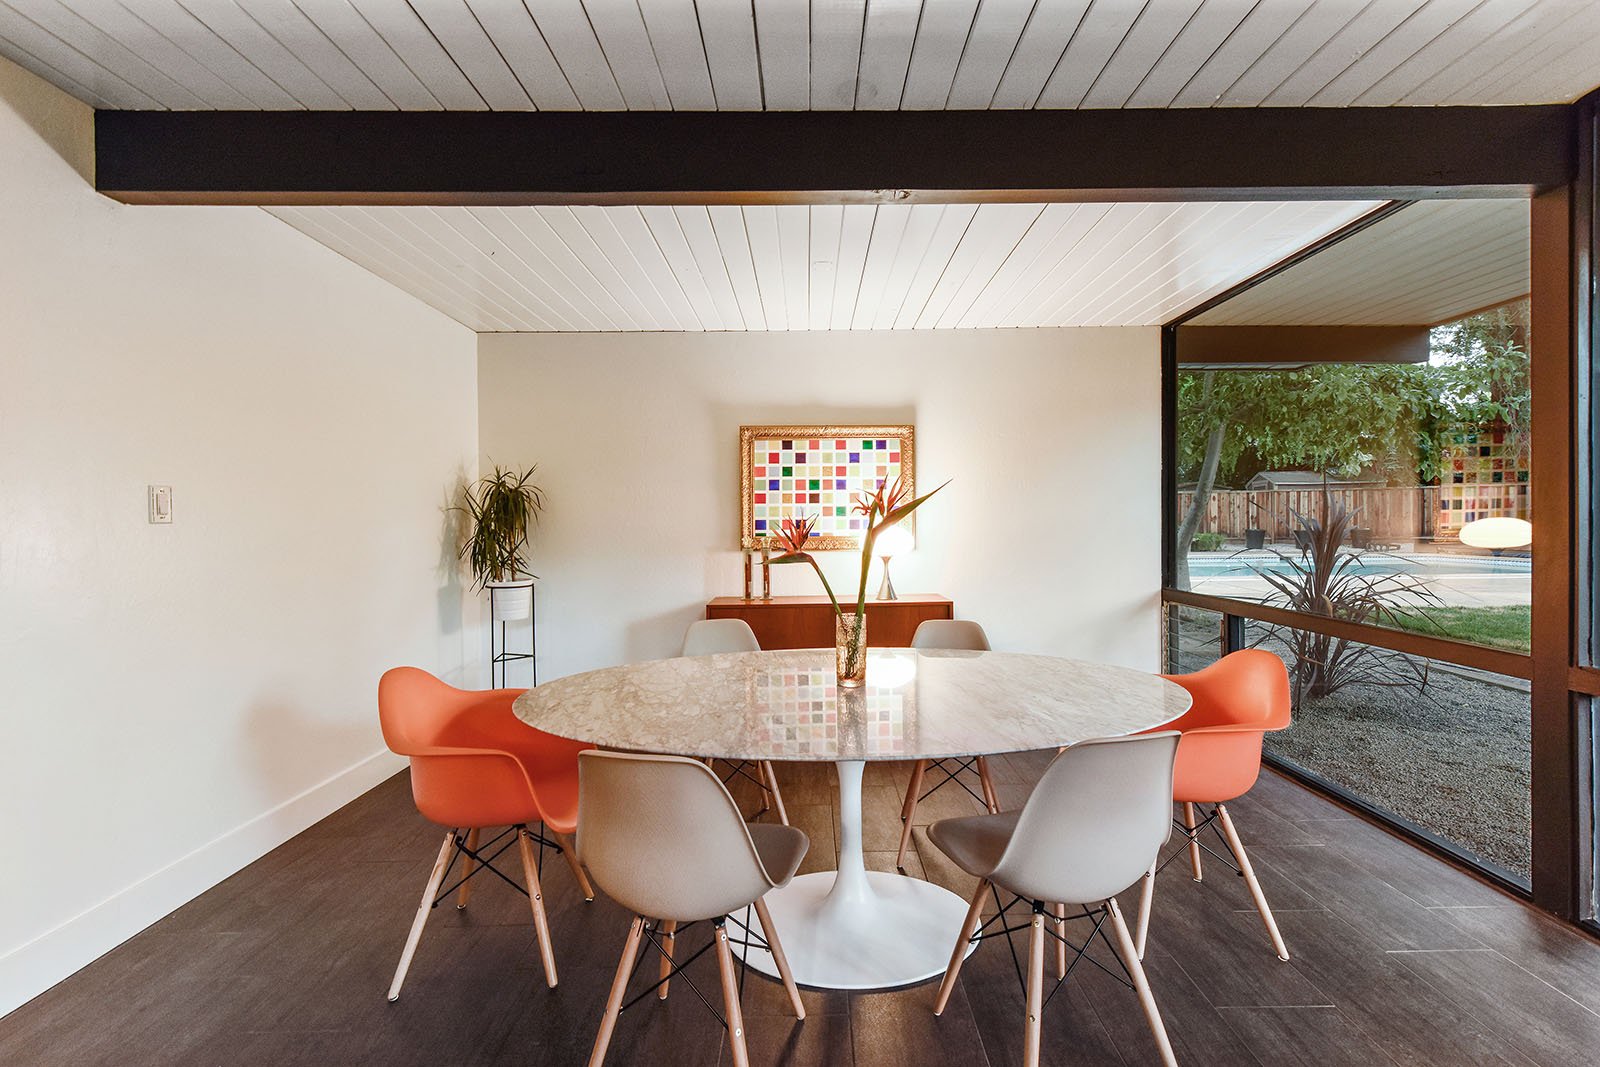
1153,804,1244,880
429,824,564,908
965,890,1136,1009
615,908,770,1033
713,760,779,821
914,757,991,810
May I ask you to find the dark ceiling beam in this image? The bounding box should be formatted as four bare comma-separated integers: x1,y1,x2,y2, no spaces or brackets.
1175,325,1433,366
94,106,1575,206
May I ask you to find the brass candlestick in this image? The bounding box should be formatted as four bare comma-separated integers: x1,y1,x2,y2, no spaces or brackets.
760,538,772,600
743,547,754,599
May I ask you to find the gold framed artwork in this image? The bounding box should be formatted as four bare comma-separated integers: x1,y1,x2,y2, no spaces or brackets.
740,424,915,550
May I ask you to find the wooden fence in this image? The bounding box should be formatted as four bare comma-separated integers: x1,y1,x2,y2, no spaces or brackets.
1176,486,1439,541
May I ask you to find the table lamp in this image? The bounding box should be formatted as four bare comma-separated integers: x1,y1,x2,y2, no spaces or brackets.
875,524,914,601
1459,516,1532,555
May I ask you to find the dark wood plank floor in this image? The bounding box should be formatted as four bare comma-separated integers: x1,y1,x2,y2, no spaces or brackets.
5,754,1599,1066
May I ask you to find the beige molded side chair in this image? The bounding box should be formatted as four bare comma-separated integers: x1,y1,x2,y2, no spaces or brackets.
929,733,1182,1067
897,619,1001,868
579,750,809,1067
681,619,789,825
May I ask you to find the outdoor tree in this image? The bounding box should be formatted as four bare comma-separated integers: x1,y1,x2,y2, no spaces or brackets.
1431,302,1530,451
1173,363,1437,588
1173,303,1530,590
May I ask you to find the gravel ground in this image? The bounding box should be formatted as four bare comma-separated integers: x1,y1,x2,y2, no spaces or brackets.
1169,608,1532,880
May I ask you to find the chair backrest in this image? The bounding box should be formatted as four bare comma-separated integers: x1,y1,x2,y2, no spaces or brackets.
911,619,991,651
378,666,537,829
578,750,779,921
990,733,1179,905
1161,649,1291,803
682,618,761,656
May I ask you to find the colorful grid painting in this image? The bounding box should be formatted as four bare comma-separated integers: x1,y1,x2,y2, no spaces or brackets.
1436,427,1531,539
740,425,914,550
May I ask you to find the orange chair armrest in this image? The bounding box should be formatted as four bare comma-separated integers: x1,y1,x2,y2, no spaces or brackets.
1180,722,1282,737
410,744,539,793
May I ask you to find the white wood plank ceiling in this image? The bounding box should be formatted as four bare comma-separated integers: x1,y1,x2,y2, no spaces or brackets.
1188,198,1528,326
266,199,1381,331
2,1,1597,112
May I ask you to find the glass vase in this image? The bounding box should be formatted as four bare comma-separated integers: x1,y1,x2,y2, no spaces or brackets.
836,612,867,688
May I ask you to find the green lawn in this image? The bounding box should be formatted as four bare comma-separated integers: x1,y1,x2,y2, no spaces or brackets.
1388,605,1531,653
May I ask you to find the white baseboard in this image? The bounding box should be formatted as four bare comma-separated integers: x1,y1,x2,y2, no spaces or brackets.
0,748,407,1019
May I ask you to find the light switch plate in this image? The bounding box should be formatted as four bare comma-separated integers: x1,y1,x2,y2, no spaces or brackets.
148,485,172,524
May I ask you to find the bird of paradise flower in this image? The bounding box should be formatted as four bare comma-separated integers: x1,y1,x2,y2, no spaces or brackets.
767,476,948,683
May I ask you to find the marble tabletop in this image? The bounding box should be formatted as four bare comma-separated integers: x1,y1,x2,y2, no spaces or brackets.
512,647,1191,762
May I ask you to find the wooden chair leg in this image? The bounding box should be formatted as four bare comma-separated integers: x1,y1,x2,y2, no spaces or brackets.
976,756,1000,813
901,759,926,819
1216,804,1291,961
750,761,770,815
588,916,644,1067
714,921,752,1067
657,920,676,1000
388,830,454,1002
456,827,479,909
551,828,596,901
517,828,559,988
934,879,988,1015
1052,903,1067,979
760,761,790,826
1135,860,1156,960
1024,906,1045,1067
897,760,927,869
754,897,805,1019
1106,898,1178,1067
1182,802,1203,880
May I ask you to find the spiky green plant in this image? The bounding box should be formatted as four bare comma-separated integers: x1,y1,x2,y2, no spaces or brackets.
456,465,546,588
1249,490,1439,701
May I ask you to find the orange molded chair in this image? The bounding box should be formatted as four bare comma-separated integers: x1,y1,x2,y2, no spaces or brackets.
378,666,594,1001
1136,649,1292,963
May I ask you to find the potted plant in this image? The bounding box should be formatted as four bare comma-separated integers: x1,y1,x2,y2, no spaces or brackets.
457,465,546,621
768,475,946,686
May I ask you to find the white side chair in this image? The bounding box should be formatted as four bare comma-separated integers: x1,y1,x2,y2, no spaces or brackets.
580,751,808,1067
928,733,1182,1067
681,619,789,825
897,619,1001,868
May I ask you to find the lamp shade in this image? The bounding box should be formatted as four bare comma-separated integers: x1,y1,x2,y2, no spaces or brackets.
875,524,914,559
1459,517,1532,550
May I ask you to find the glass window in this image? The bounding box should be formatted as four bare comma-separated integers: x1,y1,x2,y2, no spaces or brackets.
1164,602,1223,675
1246,621,1531,885
1173,206,1532,655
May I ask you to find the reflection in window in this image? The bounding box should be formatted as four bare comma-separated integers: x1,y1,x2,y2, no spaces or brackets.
1174,301,1531,653
1164,603,1222,676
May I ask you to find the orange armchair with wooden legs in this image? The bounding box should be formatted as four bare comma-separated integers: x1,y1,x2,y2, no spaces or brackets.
1135,649,1292,963
378,667,594,1001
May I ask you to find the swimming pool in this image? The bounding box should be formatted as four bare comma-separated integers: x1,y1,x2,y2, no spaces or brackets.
1187,552,1531,578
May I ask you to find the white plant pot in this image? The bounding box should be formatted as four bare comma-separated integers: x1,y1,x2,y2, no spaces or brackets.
487,579,534,621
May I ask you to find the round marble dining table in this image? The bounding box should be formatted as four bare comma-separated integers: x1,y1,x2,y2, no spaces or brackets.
512,646,1191,991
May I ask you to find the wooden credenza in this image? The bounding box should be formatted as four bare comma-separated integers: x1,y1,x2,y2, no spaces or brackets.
705,594,954,650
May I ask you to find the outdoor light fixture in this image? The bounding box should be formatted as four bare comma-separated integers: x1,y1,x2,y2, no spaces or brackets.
1459,516,1533,555
875,524,914,601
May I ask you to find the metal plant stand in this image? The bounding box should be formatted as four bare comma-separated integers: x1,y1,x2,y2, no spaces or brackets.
488,583,537,688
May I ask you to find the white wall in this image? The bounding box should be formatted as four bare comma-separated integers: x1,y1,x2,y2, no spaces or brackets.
478,328,1161,682
0,58,480,1015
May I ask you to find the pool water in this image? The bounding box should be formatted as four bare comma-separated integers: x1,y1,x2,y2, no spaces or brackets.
1188,552,1530,578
